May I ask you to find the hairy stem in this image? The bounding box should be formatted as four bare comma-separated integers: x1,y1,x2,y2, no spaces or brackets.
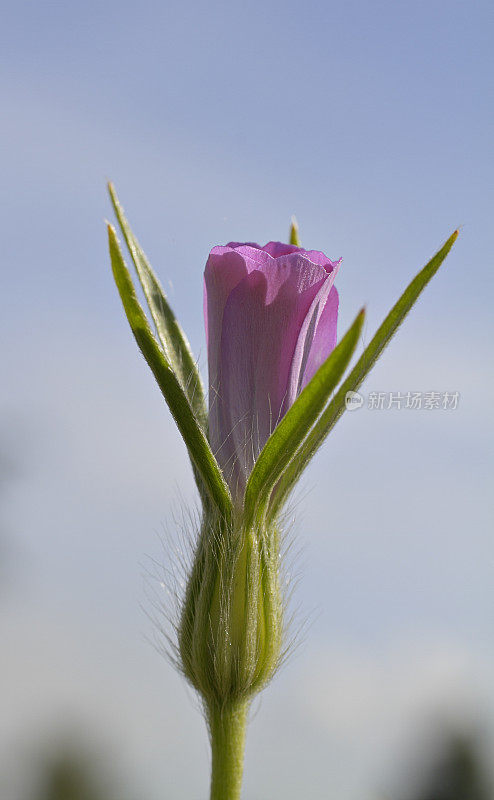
209,702,248,800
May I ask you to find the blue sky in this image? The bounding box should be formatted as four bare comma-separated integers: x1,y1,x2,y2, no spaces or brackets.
1,1,493,798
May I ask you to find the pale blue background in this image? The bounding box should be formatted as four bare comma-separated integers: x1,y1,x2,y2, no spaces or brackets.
1,1,493,798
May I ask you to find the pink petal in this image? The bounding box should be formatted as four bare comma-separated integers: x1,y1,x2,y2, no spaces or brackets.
300,285,339,390
263,241,340,271
286,266,339,404
209,254,332,495
261,242,301,258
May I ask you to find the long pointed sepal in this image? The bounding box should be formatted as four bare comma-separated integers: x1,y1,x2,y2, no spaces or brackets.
107,223,232,519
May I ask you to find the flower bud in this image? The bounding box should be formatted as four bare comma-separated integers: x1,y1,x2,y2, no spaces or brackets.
204,241,340,502
178,509,283,708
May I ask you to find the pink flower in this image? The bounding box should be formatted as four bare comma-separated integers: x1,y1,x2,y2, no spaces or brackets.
204,241,340,499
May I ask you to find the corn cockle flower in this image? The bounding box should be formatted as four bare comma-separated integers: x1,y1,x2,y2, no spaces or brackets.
204,241,340,500
106,183,458,800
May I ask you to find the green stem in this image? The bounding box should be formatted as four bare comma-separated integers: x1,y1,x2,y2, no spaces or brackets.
209,702,248,800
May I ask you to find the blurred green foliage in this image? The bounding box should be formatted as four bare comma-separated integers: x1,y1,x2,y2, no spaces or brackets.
408,733,492,800
30,750,118,800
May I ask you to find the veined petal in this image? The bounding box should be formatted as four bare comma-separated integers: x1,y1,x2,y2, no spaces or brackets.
262,241,340,271
300,285,339,390
285,264,339,408
210,253,330,496
204,245,275,472
204,245,273,345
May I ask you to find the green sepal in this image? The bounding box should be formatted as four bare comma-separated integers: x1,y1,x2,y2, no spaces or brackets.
107,224,233,519
271,229,459,517
108,182,208,431
178,513,283,708
289,216,301,246
243,308,365,527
